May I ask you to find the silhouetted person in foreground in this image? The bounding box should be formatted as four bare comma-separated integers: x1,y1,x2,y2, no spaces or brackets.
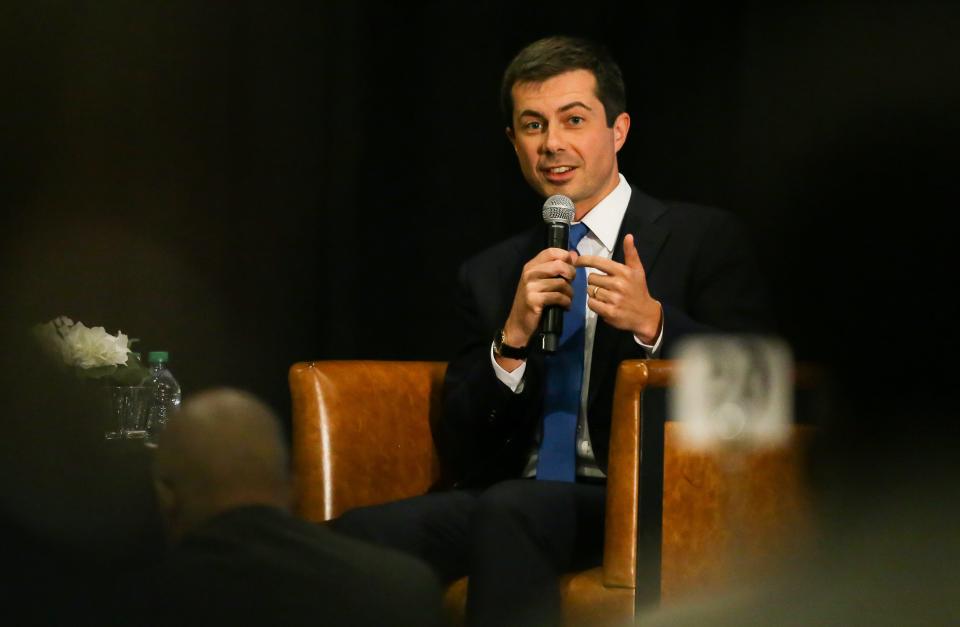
131,388,444,627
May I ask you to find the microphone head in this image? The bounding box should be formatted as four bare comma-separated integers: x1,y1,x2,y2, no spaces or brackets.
542,195,575,224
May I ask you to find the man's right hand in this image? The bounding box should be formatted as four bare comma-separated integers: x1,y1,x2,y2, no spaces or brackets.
496,247,578,370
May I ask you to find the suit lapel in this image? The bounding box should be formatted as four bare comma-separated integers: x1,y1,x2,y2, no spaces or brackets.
509,227,548,378
483,227,541,326
502,227,543,311
587,187,671,410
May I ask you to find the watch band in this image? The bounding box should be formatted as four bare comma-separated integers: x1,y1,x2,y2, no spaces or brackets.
493,328,529,359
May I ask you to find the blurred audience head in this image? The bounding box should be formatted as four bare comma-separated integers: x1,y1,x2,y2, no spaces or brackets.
152,388,291,544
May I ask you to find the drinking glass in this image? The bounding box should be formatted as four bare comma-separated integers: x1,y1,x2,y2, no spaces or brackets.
104,385,149,440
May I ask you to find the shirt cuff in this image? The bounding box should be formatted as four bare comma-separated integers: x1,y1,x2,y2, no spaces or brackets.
490,342,526,393
633,321,664,357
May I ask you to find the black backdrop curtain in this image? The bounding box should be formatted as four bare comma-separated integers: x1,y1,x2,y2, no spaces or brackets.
2,1,958,423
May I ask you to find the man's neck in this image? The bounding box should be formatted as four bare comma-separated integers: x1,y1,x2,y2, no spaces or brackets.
574,172,623,221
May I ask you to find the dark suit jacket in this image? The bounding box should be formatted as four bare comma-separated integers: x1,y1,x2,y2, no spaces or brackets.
121,506,444,627
438,186,773,487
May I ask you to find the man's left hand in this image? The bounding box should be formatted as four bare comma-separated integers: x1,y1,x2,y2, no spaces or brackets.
576,233,662,344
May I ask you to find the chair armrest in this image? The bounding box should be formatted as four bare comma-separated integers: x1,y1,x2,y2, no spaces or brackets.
289,360,447,521
603,359,675,588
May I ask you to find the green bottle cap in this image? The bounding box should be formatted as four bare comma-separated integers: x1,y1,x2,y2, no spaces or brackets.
148,351,169,364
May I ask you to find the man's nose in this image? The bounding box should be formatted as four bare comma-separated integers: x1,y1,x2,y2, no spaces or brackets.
540,125,567,154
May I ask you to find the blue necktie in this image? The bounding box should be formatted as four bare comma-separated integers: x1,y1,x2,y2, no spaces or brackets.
537,222,589,482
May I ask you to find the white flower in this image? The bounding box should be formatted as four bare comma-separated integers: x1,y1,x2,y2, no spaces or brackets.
52,316,75,331
60,322,131,369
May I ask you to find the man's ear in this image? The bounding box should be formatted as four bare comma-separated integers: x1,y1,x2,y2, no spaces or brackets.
505,126,517,152
613,112,630,152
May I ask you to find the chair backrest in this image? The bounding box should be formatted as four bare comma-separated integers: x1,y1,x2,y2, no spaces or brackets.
289,360,447,521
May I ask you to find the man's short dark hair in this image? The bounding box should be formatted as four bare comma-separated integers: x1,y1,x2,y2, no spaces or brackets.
501,35,626,129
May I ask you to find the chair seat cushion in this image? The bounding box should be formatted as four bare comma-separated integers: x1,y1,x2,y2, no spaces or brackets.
442,568,634,627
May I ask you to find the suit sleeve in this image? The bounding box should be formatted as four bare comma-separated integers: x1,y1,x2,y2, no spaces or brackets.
435,260,541,485
660,211,775,354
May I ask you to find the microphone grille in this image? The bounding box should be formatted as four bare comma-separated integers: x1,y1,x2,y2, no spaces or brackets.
542,195,575,224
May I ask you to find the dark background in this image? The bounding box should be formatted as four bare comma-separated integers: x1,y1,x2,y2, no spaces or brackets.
1,1,958,620
3,2,958,418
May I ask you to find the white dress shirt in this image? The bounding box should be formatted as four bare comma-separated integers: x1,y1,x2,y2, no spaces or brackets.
489,174,664,478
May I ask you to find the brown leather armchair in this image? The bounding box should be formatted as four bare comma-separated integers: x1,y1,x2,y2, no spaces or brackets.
289,359,813,625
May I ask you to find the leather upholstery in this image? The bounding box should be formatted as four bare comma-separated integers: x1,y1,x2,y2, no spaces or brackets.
289,359,814,625
603,360,674,589
440,568,634,627
288,360,447,521
660,422,815,603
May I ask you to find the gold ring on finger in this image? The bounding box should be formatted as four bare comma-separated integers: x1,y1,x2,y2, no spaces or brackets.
592,285,600,299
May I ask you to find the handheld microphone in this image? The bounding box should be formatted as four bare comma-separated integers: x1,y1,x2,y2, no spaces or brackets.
539,194,576,353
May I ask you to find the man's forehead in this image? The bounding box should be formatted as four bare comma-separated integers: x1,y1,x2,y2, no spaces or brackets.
511,69,600,111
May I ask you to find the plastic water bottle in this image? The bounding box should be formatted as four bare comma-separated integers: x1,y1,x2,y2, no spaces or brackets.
144,351,182,447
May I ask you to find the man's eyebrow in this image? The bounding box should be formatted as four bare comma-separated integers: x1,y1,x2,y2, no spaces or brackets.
558,101,593,113
518,109,545,119
517,101,593,119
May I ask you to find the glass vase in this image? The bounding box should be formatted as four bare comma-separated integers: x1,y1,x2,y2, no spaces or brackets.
103,385,149,440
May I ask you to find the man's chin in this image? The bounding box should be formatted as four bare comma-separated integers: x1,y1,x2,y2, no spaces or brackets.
535,181,576,201
523,173,580,203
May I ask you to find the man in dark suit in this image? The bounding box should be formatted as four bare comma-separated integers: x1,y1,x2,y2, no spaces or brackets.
332,36,771,626
128,388,444,627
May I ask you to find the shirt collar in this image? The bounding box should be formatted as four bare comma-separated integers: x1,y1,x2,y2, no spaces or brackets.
576,173,631,253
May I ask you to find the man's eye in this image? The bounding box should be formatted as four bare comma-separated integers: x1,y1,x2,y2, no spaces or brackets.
523,121,543,131
568,116,584,125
